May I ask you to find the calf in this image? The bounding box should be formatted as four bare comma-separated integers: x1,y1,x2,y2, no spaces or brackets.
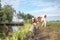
29,15,47,32
31,15,47,27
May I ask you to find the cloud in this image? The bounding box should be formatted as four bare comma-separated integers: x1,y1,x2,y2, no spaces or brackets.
30,1,53,7
42,0,60,3
1,0,20,5
28,6,60,17
1,0,20,12
23,0,60,7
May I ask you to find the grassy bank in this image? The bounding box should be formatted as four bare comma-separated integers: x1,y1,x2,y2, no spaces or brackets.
0,23,31,40
0,22,60,40
11,23,31,40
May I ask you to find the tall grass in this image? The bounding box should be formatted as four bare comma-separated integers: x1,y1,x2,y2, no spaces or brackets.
11,23,31,40
0,23,31,40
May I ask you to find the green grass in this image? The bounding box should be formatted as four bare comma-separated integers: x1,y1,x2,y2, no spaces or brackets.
11,23,31,40
47,22,60,30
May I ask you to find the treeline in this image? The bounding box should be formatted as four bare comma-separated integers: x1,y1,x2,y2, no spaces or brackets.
17,11,34,20
0,5,34,22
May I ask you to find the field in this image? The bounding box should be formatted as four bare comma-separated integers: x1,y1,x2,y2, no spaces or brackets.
0,22,60,40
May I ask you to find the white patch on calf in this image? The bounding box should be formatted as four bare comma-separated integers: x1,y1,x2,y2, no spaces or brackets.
41,16,46,27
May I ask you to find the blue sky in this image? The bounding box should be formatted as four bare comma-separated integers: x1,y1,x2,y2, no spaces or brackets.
1,0,60,21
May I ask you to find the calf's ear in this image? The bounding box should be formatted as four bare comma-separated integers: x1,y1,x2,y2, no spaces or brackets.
44,15,47,18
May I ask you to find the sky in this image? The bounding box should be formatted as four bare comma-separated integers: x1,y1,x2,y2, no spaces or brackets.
1,0,60,21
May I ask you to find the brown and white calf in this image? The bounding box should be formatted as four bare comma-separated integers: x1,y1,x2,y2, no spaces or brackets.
29,15,47,32
32,15,47,27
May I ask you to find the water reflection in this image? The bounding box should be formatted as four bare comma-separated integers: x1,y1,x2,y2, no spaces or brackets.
12,26,23,32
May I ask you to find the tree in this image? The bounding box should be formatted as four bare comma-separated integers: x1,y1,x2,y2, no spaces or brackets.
0,5,14,37
25,13,34,20
0,0,1,10
3,5,14,22
18,11,34,20
18,11,26,20
0,1,13,22
0,0,2,22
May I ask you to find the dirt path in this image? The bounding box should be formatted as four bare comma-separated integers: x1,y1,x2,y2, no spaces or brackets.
24,27,59,40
